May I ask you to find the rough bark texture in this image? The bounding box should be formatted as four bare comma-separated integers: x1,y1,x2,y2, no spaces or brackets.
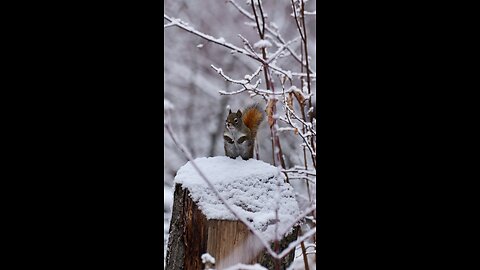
165,183,186,270
166,183,297,269
184,187,209,269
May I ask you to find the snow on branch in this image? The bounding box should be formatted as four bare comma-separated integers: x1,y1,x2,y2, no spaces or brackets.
163,22,175,28
237,34,264,59
267,36,300,64
277,204,316,238
281,91,316,136
278,115,316,158
212,64,261,94
277,84,317,165
277,227,316,259
254,39,272,49
290,0,305,41
164,14,260,62
228,0,316,76
212,65,294,97
270,62,315,80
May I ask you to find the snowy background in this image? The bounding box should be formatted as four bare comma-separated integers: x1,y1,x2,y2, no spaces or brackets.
164,0,316,268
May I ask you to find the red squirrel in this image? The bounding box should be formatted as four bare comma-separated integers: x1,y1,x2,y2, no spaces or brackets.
223,104,264,160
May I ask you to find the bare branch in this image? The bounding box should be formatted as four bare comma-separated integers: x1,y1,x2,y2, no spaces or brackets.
300,240,310,270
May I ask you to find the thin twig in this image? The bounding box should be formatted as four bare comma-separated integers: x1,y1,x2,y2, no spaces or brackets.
300,240,310,270
276,227,316,259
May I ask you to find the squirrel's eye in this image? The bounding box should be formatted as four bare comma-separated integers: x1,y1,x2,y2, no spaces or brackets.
234,118,238,123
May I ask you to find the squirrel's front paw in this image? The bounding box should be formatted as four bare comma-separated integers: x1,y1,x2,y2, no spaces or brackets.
237,136,247,144
224,136,234,144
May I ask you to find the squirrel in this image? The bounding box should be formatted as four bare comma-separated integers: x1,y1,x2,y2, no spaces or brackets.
224,104,264,160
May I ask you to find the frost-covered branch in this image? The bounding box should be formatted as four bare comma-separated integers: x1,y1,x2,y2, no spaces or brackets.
279,120,316,159
279,85,316,161
211,65,261,86
297,0,316,171
290,0,305,42
269,62,314,80
211,65,264,95
212,65,297,97
228,0,316,75
163,22,175,28
250,0,287,174
278,204,316,237
277,227,316,259
281,93,316,136
238,34,262,59
267,36,300,64
164,14,261,62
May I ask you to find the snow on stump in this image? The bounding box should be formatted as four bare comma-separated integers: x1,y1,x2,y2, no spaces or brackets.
166,156,300,270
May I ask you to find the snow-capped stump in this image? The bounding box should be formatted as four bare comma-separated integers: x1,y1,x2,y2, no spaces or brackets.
166,156,300,270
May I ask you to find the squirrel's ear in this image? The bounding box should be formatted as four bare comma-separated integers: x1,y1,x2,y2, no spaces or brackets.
229,109,232,114
236,110,242,117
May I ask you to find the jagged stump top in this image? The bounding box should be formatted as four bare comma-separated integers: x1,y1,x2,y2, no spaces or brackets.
174,156,300,239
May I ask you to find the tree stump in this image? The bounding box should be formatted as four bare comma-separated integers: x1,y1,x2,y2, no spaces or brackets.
165,157,300,269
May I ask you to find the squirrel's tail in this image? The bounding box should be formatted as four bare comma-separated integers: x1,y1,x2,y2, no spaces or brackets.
242,103,264,139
